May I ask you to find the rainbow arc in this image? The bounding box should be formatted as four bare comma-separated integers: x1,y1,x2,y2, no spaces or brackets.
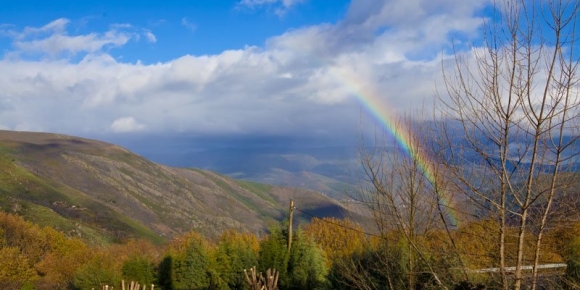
333,67,459,227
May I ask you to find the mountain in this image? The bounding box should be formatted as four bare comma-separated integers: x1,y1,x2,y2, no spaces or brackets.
104,135,362,198
0,130,354,245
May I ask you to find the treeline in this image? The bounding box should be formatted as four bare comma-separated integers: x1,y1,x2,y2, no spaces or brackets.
2,212,580,289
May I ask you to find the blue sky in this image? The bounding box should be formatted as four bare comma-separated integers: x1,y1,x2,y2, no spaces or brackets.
1,0,351,62
0,0,491,141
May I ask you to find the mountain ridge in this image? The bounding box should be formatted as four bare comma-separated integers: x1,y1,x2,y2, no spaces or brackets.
0,130,353,244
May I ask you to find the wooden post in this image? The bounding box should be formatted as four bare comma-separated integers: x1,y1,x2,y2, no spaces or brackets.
287,199,294,254
245,266,279,290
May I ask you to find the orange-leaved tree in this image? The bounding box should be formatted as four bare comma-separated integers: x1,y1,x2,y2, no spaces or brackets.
303,217,366,267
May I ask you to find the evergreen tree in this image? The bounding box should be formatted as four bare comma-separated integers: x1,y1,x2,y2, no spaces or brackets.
258,227,289,287
286,230,329,290
207,268,230,290
214,231,259,290
122,255,156,286
159,231,212,290
259,226,330,290
158,255,175,290
173,236,210,290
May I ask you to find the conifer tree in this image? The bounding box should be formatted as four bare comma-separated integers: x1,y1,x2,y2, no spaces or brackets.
122,255,156,286
258,227,289,287
214,230,259,290
174,234,210,290
286,230,329,290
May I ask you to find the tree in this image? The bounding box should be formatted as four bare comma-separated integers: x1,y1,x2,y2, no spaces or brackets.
286,230,329,290
73,250,122,290
173,232,211,290
35,230,91,289
258,227,290,288
158,255,175,290
437,0,580,289
212,230,259,290
0,246,37,288
122,255,156,286
118,239,160,286
0,212,51,269
158,231,213,290
451,220,500,271
258,225,329,290
354,117,460,289
0,212,93,288
327,238,408,290
303,217,366,267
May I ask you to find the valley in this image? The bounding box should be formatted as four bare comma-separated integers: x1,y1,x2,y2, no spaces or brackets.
0,130,356,244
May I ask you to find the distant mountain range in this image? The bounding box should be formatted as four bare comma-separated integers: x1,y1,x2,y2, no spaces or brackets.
0,130,357,244
102,128,580,204
104,134,364,199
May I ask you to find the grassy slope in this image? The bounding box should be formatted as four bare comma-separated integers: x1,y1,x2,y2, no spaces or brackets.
0,142,164,244
0,130,351,244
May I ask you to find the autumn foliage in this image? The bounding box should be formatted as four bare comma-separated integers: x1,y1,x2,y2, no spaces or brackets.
0,211,577,289
303,217,366,266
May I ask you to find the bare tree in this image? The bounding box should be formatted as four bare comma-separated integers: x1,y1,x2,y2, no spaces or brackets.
437,1,580,289
352,116,462,289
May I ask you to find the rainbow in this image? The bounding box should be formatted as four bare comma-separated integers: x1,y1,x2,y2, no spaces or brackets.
333,67,460,227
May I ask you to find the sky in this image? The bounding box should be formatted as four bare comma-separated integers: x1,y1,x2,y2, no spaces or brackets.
0,0,492,146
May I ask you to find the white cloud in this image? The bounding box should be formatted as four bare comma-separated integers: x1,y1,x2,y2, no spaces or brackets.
22,18,69,35
343,0,489,30
4,18,156,58
111,117,145,133
0,0,490,138
14,31,130,56
240,0,305,8
181,18,197,32
238,0,306,16
144,30,157,43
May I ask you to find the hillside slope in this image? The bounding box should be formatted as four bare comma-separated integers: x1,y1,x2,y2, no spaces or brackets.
0,130,351,244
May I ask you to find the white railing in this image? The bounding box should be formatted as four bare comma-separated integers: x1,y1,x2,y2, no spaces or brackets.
472,263,567,273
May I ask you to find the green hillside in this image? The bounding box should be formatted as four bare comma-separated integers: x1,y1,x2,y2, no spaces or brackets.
0,130,352,245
